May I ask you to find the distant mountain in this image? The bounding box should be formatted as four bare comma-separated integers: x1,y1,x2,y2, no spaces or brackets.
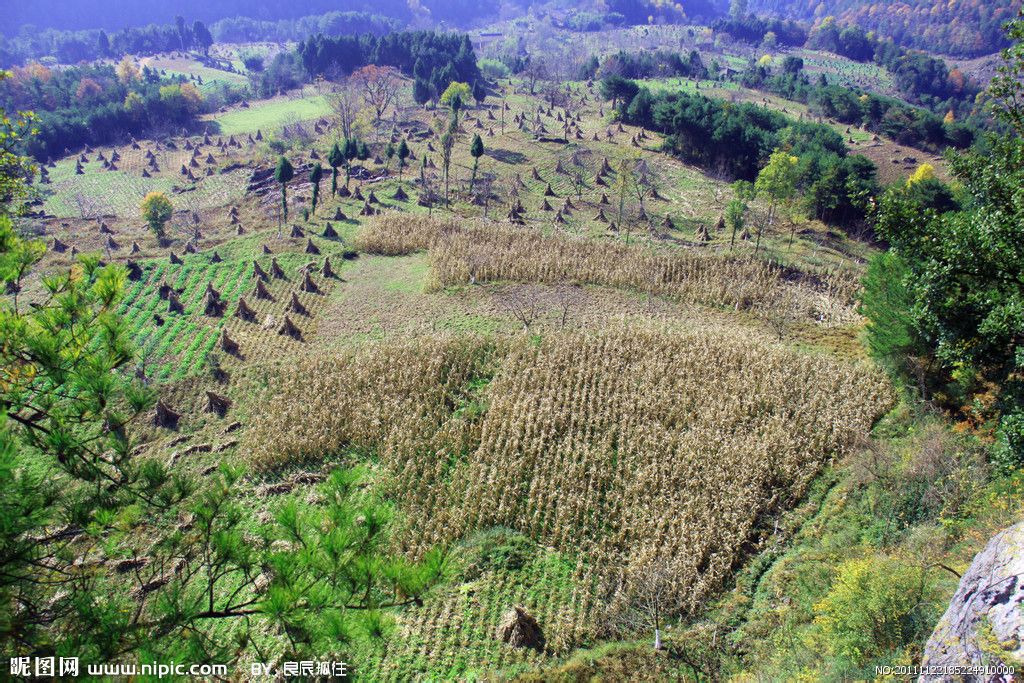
0,0,511,36
744,0,1021,56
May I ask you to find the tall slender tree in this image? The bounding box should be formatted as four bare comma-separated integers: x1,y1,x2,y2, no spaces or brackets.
328,143,343,196
192,20,213,57
275,155,294,226
397,139,410,184
469,134,484,192
309,162,323,217
754,149,799,253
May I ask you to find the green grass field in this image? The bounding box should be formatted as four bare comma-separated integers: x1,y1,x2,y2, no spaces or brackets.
209,95,332,135
142,56,250,94
42,160,249,218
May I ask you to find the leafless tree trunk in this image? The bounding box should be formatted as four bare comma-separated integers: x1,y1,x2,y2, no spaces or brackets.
611,560,678,651
493,286,542,331
327,79,362,141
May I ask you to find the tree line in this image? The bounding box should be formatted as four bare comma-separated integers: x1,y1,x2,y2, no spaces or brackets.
610,78,879,228
744,0,1018,57
292,31,480,104
1,61,205,159
738,59,979,152
578,49,709,82
1,18,213,67
861,16,1024,473
715,11,982,119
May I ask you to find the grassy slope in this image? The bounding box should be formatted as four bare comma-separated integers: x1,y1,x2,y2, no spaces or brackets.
207,94,332,135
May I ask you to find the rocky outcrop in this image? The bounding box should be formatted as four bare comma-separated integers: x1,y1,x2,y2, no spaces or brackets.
920,521,1024,681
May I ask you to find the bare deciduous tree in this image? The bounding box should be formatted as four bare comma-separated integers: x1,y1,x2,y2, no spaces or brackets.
74,192,100,220
567,149,592,200
554,284,583,328
475,171,497,218
327,79,363,141
611,560,678,651
757,283,803,341
493,285,542,331
351,65,403,135
522,58,548,95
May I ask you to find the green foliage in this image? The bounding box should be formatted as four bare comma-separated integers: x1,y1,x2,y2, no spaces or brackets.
0,210,163,653
275,155,294,221
0,72,36,213
460,527,535,580
993,412,1024,471
274,155,294,185
725,197,746,248
991,14,1024,135
478,58,510,79
296,32,480,101
147,466,446,663
140,191,173,239
754,148,799,249
859,251,922,379
468,134,483,190
1,63,204,159
873,136,1024,413
813,556,936,667
599,75,640,109
309,161,323,215
439,81,471,112
412,77,434,105
328,142,343,195
469,134,484,160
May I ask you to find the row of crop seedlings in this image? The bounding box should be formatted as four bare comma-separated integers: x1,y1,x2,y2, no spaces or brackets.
120,255,249,381
371,554,578,680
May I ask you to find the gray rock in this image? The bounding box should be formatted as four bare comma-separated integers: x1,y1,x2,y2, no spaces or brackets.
920,521,1024,681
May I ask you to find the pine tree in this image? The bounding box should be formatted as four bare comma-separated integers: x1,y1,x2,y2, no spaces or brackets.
328,143,344,195
275,155,294,225
397,139,410,183
309,162,323,216
469,134,484,191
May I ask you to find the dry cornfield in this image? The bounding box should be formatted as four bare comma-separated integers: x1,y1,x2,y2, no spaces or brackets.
355,213,861,325
243,326,892,657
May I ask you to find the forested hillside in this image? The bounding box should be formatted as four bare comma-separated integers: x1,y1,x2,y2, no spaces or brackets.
0,0,507,36
745,0,1021,56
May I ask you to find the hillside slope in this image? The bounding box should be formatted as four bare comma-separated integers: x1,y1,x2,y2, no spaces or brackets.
746,0,1021,56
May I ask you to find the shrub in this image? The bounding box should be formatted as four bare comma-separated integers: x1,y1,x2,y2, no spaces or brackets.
814,555,936,667
461,527,536,579
478,58,510,79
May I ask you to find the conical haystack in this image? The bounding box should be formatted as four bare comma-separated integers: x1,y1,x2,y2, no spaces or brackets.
153,400,180,429
205,391,232,417
219,328,239,355
277,315,302,340
496,606,544,651
287,292,307,316
234,297,256,321
253,279,273,301
299,272,320,294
